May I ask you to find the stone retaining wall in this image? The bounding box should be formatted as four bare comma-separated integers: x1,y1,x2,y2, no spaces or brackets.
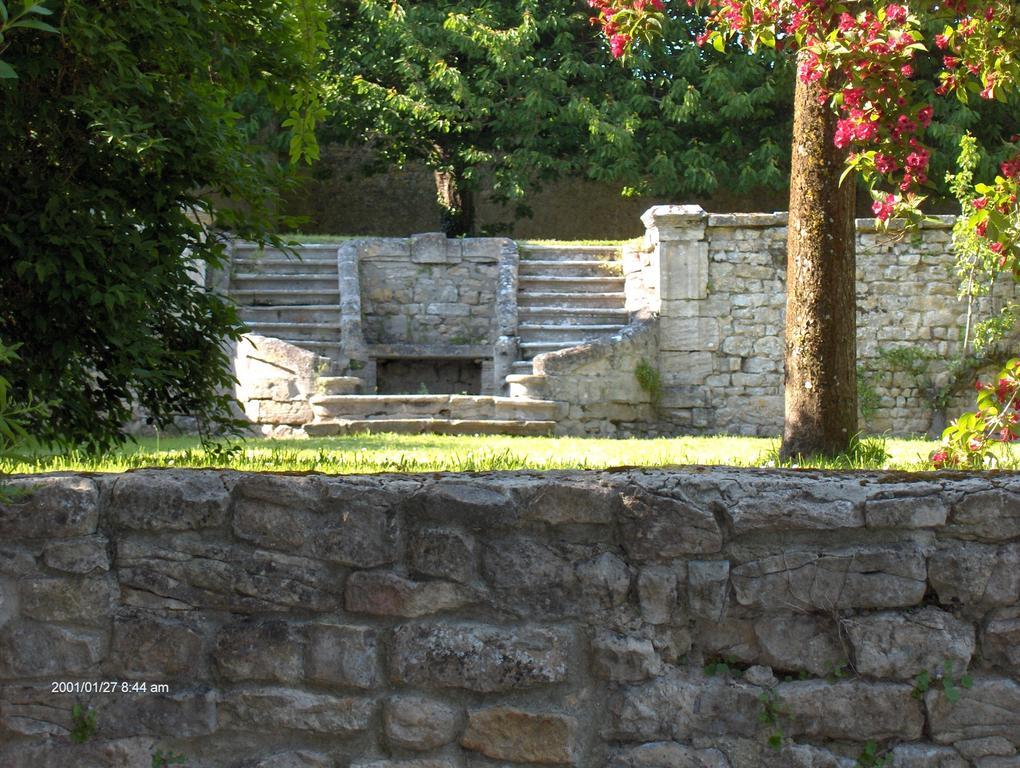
1,469,1019,767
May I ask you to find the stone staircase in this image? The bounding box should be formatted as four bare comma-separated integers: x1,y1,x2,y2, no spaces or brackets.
506,243,627,396
229,242,347,370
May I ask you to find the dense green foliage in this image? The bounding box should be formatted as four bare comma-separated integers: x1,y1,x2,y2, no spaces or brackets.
324,0,794,234
0,0,324,451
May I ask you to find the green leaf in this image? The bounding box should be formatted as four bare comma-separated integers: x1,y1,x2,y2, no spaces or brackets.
9,17,57,32
0,2,8,22
0,59,16,78
712,33,726,53
26,3,54,15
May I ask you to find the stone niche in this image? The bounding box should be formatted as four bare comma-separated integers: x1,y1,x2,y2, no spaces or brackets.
376,358,483,395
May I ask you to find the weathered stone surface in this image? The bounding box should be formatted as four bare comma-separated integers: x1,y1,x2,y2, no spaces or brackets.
0,476,98,539
408,527,477,584
248,752,333,768
117,533,341,613
975,757,1020,768
389,623,569,692
0,684,73,736
929,542,1020,607
110,609,210,679
213,618,304,683
461,707,579,765
576,552,632,612
593,632,662,682
927,677,1020,746
731,545,927,610
865,495,949,528
344,571,476,617
760,743,855,768
101,688,217,738
0,736,157,768
754,613,843,677
694,617,760,664
607,673,761,742
107,471,229,531
727,485,863,533
947,489,1020,542
953,737,1017,761
845,607,975,679
354,761,456,768
688,560,730,620
0,622,104,677
777,680,925,740
414,480,518,529
522,480,617,525
305,623,382,689
984,607,1020,671
384,694,460,751
620,490,723,559
233,475,400,568
481,537,577,616
18,575,118,625
889,744,968,768
609,741,730,768
220,687,373,735
42,534,110,574
638,566,678,625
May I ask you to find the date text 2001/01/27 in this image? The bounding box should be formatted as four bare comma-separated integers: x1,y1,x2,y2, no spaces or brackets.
51,681,171,694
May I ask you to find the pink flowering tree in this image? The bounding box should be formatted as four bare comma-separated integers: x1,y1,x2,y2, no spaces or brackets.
592,0,1019,461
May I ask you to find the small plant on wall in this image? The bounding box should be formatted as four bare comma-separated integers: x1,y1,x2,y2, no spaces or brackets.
635,358,662,406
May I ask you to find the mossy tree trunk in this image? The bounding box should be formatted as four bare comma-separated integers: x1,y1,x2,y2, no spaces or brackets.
780,58,858,459
434,165,475,237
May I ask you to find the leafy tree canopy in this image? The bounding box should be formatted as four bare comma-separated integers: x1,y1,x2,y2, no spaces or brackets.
0,0,326,451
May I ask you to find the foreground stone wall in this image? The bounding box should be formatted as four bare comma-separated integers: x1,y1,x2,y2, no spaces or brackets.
1,469,1019,767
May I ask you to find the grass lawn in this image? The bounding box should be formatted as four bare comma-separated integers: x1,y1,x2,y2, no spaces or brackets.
0,433,987,475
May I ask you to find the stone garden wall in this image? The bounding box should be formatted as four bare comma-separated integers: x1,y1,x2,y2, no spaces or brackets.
1,468,1019,767
641,207,1020,437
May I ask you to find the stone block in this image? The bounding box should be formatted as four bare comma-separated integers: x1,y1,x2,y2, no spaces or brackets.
952,738,1016,762
726,478,866,533
107,471,230,532
0,736,157,768
609,742,729,768
18,575,117,625
481,536,577,617
688,560,730,620
658,316,720,352
42,534,110,574
244,398,314,425
865,495,949,528
100,688,217,738
248,752,333,768
0,621,105,677
0,476,98,539
412,480,519,529
619,489,723,560
731,544,927,610
384,694,461,751
110,609,210,680
947,489,1020,542
389,623,569,692
754,613,844,677
213,618,304,683
638,566,678,624
845,607,975,679
522,480,618,525
117,533,342,613
890,744,969,768
592,632,662,682
929,542,1020,608
304,623,381,690
461,707,579,765
408,527,478,584
575,552,632,612
410,233,457,264
983,607,1020,672
692,617,760,664
220,687,373,736
344,571,476,618
232,474,401,568
927,677,1020,746
777,680,925,741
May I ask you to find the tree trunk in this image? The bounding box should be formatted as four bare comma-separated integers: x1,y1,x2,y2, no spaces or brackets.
780,59,858,459
434,167,475,237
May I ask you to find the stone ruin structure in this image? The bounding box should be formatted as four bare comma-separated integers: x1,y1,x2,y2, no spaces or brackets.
214,206,1017,438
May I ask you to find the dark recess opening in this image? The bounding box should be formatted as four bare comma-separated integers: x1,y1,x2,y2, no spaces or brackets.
376,359,483,395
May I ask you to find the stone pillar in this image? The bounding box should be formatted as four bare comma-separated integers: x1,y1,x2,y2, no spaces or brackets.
492,238,520,395
641,205,718,429
337,242,375,389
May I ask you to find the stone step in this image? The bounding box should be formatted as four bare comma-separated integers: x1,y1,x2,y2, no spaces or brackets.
517,291,626,308
519,305,629,319
244,321,340,341
232,273,338,289
505,373,548,399
239,306,341,324
230,289,340,306
518,244,622,261
232,243,340,258
317,376,362,395
308,394,562,421
519,276,625,293
518,260,623,278
519,340,593,357
232,259,338,275
305,418,556,437
274,339,343,355
510,360,533,374
518,329,623,345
